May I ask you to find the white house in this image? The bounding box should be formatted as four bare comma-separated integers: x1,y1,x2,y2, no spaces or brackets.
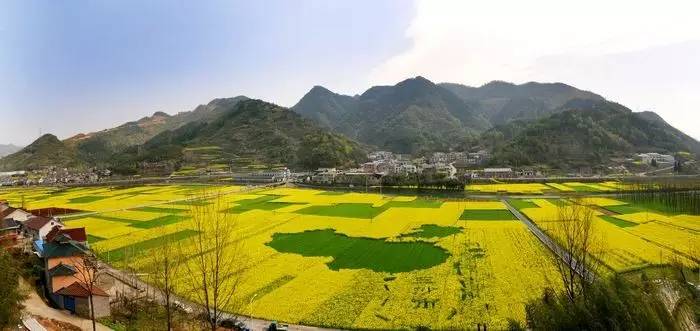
637,153,675,165
23,216,63,240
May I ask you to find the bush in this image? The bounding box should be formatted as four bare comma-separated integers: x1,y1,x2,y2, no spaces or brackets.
525,276,676,330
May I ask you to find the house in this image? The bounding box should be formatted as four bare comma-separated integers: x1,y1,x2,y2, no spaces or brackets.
40,239,110,318
0,206,33,223
23,216,62,240
0,218,21,245
637,153,675,165
45,226,88,246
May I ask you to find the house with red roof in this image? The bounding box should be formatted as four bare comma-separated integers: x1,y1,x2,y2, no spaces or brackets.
23,215,62,240
40,236,110,318
45,226,88,245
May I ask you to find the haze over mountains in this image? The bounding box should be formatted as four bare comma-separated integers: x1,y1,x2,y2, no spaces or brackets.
2,77,698,173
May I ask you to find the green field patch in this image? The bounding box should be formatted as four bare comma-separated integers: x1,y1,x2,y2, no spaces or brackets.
459,209,516,220
87,234,106,243
507,199,539,210
102,230,199,262
383,199,443,209
131,215,190,229
603,204,647,215
401,224,462,239
68,195,110,204
297,199,443,219
223,195,300,213
599,215,638,228
92,215,141,225
297,203,382,219
170,200,212,207
318,191,347,196
132,206,188,214
267,229,449,273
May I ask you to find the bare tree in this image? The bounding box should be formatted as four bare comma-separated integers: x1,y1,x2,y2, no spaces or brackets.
148,234,182,331
183,192,247,331
71,251,105,331
549,198,599,301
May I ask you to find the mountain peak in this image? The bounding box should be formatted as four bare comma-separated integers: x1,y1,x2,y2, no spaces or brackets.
34,133,61,144
396,76,435,88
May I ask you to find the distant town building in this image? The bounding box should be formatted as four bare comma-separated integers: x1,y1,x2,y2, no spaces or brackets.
636,153,675,165
482,168,514,178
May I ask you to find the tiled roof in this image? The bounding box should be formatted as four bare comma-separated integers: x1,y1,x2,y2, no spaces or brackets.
42,241,87,258
0,207,17,219
23,216,55,231
55,282,109,297
45,227,87,243
48,263,77,277
0,218,20,229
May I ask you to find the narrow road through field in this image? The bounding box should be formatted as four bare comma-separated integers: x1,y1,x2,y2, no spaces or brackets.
502,199,595,283
102,264,337,331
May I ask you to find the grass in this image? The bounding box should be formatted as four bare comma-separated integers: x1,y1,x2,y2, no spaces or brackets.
401,224,462,239
459,209,516,220
224,195,303,213
267,229,449,273
604,204,647,215
132,206,188,214
318,191,347,196
102,230,199,262
297,199,444,219
599,215,638,228
87,234,106,243
92,215,141,225
131,215,190,229
68,196,110,204
507,199,539,210
297,203,381,219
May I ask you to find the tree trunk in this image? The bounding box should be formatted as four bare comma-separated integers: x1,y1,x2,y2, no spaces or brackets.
89,294,96,331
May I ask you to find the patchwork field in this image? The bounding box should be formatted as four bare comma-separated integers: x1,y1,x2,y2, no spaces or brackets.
467,181,630,194
2,184,697,329
518,197,700,273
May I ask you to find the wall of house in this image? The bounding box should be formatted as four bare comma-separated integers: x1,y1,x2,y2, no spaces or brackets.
46,256,86,293
75,295,110,318
39,221,62,239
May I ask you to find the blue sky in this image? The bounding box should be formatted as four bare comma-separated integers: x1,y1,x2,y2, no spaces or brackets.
2,0,700,146
1,1,413,145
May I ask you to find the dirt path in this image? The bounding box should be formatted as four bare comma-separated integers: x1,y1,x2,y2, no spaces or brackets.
20,278,112,331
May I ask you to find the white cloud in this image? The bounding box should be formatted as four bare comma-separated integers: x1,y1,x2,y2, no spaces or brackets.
370,0,700,139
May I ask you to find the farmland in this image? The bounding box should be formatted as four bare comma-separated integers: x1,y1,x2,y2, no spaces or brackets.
1,184,698,329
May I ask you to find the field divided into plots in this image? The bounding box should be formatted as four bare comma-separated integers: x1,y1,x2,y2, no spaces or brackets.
2,184,697,329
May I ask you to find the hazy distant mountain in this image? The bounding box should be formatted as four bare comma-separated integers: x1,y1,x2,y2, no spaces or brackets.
440,81,604,125
65,96,249,165
0,144,21,158
293,76,490,154
0,134,81,171
484,99,700,168
112,99,366,172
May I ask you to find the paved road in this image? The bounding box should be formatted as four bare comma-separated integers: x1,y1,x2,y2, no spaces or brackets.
502,199,595,283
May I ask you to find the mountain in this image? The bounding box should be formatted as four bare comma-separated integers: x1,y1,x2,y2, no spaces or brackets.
440,81,604,125
0,134,81,171
293,77,490,154
0,144,21,158
484,99,700,169
65,96,249,165
110,99,366,173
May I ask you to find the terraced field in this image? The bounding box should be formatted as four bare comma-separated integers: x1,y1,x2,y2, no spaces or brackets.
2,184,697,329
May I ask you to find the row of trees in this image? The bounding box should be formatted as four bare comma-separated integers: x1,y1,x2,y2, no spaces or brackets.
99,193,248,331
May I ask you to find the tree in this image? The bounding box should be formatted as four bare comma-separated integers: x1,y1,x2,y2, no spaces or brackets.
71,251,105,331
0,249,25,329
183,192,248,331
651,158,658,167
149,235,182,331
549,199,599,301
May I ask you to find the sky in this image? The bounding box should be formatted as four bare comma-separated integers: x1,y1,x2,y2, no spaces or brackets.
1,0,699,146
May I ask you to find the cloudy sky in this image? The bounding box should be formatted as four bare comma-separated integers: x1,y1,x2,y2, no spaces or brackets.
1,0,699,145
